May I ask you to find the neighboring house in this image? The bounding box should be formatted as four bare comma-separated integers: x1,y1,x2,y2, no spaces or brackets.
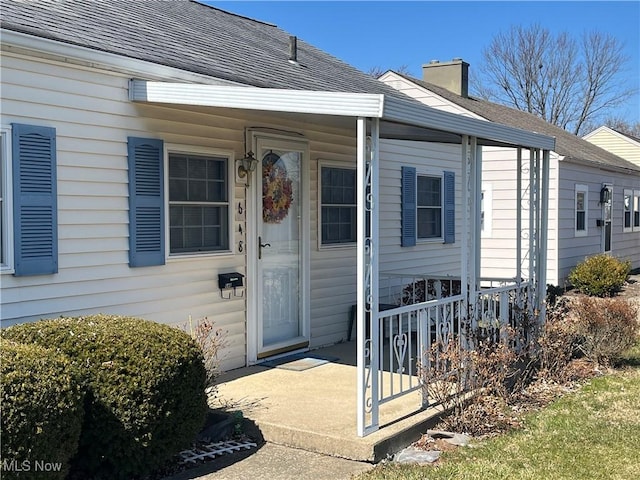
381,61,640,286
0,1,555,436
583,126,640,168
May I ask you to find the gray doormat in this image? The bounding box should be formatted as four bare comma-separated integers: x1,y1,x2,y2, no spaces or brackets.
261,353,339,371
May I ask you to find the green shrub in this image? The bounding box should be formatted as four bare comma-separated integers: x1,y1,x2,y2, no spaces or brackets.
0,341,84,480
568,254,631,297
2,315,208,479
571,296,640,366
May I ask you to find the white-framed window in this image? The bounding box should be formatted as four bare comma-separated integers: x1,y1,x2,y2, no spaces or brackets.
634,190,640,232
0,126,13,272
167,150,231,255
623,189,633,233
481,183,492,237
401,166,454,246
319,162,356,246
417,174,442,240
575,184,588,237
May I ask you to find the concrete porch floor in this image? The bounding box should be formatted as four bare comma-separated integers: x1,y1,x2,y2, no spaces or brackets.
213,341,445,463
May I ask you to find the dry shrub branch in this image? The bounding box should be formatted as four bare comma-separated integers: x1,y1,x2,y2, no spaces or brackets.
570,296,639,366
421,326,523,436
179,316,227,398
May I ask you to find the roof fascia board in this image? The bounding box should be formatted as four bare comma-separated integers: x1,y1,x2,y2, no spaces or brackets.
129,79,385,118
1,29,242,86
384,95,556,151
582,125,610,140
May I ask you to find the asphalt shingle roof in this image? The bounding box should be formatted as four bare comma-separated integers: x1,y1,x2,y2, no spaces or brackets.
1,0,405,98
395,73,640,173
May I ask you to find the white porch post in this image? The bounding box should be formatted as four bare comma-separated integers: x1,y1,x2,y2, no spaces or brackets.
538,149,550,323
473,137,482,290
516,148,522,283
528,149,537,317
461,135,477,343
460,136,468,329
357,117,380,437
534,149,542,317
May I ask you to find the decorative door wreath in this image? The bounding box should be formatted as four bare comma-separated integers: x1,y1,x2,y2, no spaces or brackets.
262,152,293,224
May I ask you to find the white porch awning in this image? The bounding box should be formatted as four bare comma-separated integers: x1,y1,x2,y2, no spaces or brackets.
129,79,556,151
128,79,385,118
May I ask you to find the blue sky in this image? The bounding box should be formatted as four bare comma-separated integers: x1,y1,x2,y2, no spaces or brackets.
208,1,640,125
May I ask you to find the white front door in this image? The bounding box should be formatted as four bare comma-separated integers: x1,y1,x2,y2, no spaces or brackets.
254,137,309,359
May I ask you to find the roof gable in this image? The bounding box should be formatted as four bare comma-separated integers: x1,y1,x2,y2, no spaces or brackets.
389,71,640,173
584,126,640,147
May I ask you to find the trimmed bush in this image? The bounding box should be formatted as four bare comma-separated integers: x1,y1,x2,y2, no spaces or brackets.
2,315,208,479
571,296,640,366
1,341,84,480
568,253,631,297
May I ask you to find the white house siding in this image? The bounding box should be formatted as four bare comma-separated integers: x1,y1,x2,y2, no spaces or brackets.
308,134,358,348
378,73,562,285
556,161,640,285
480,147,560,285
583,129,640,166
0,52,360,370
378,139,462,276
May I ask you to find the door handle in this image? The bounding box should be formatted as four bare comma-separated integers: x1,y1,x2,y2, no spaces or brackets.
258,236,271,260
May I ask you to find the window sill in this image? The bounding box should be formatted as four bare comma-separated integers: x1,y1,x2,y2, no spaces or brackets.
1,266,15,275
417,238,444,244
167,251,235,261
318,243,357,251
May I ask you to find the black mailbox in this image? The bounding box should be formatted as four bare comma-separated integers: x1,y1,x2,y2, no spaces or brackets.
218,272,244,290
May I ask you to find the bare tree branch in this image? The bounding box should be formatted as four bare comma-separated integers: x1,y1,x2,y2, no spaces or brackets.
367,64,413,78
473,24,635,135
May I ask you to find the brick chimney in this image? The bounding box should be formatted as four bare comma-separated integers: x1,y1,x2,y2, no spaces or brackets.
422,58,469,98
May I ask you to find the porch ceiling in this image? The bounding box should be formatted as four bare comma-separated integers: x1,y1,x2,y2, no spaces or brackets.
129,79,555,151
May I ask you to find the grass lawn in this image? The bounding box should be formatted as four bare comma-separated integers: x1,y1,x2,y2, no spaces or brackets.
355,346,640,480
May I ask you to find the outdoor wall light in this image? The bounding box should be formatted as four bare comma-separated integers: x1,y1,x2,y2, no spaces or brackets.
237,151,259,185
599,186,611,204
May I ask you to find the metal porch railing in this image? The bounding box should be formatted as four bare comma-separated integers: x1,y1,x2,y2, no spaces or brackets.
360,274,533,435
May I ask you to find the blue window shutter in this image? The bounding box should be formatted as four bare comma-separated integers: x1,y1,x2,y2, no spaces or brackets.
12,124,58,276
443,170,455,244
401,166,416,247
128,137,165,267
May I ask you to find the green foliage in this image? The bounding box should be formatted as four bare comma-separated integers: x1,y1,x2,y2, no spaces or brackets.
0,341,84,480
2,315,208,479
568,254,631,297
571,296,640,366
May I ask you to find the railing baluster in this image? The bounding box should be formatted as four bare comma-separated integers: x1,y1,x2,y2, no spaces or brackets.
372,279,530,412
